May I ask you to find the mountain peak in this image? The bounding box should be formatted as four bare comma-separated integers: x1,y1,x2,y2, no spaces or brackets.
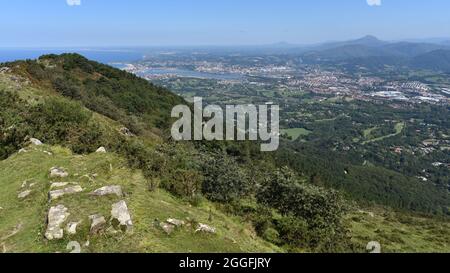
359,35,380,41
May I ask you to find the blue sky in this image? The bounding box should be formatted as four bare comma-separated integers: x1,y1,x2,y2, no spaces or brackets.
0,0,449,47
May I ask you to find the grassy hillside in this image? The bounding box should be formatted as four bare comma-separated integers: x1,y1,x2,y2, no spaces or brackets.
348,209,450,253
0,144,280,253
1,54,449,253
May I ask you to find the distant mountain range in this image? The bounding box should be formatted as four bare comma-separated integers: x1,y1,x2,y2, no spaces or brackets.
298,35,450,72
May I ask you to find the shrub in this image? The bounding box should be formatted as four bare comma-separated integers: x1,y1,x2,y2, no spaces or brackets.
201,154,252,203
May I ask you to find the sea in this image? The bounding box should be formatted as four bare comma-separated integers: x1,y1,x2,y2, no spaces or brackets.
0,48,144,64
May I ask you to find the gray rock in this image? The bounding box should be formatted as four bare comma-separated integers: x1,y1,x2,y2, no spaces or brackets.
96,147,107,153
50,182,70,189
49,186,83,201
66,241,81,253
91,185,123,197
29,138,43,146
160,222,175,235
0,67,10,73
66,221,81,235
45,205,70,240
195,223,216,234
50,167,69,178
166,218,185,227
111,200,133,232
89,214,106,235
18,190,32,199
18,148,27,154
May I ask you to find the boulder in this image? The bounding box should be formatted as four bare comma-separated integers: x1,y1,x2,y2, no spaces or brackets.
111,200,133,232
96,147,107,153
50,167,69,178
50,182,70,189
91,185,123,197
160,222,175,235
89,214,106,235
45,205,70,240
166,218,185,227
66,221,81,235
0,67,10,73
49,186,83,201
66,241,81,253
18,190,32,199
29,138,43,146
195,223,216,234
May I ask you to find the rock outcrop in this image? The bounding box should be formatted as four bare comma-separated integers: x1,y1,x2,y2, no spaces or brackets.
89,214,106,235
160,222,175,235
49,185,83,201
166,218,185,227
66,221,81,235
111,200,133,232
96,147,107,153
195,223,216,234
29,138,43,146
18,190,32,199
91,185,123,197
45,205,70,240
50,167,69,178
50,182,71,189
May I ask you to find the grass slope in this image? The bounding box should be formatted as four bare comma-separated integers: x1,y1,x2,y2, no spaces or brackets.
348,209,450,253
0,144,280,253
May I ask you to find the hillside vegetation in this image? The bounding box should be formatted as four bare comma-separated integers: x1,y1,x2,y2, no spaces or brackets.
0,54,449,253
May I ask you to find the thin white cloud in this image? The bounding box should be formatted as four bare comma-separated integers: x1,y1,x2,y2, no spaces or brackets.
66,0,81,6
367,0,382,6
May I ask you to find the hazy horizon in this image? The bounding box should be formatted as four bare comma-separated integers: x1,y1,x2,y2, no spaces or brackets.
1,0,450,47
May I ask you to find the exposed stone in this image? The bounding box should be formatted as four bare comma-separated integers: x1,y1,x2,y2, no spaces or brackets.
66,241,81,253
18,190,32,199
89,214,106,235
18,148,27,154
166,218,185,227
66,221,81,235
160,222,175,235
45,205,70,240
50,167,69,178
29,138,43,146
49,186,83,201
0,67,10,73
50,182,70,189
96,147,107,153
43,151,53,156
195,223,216,234
111,200,133,232
91,185,123,197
